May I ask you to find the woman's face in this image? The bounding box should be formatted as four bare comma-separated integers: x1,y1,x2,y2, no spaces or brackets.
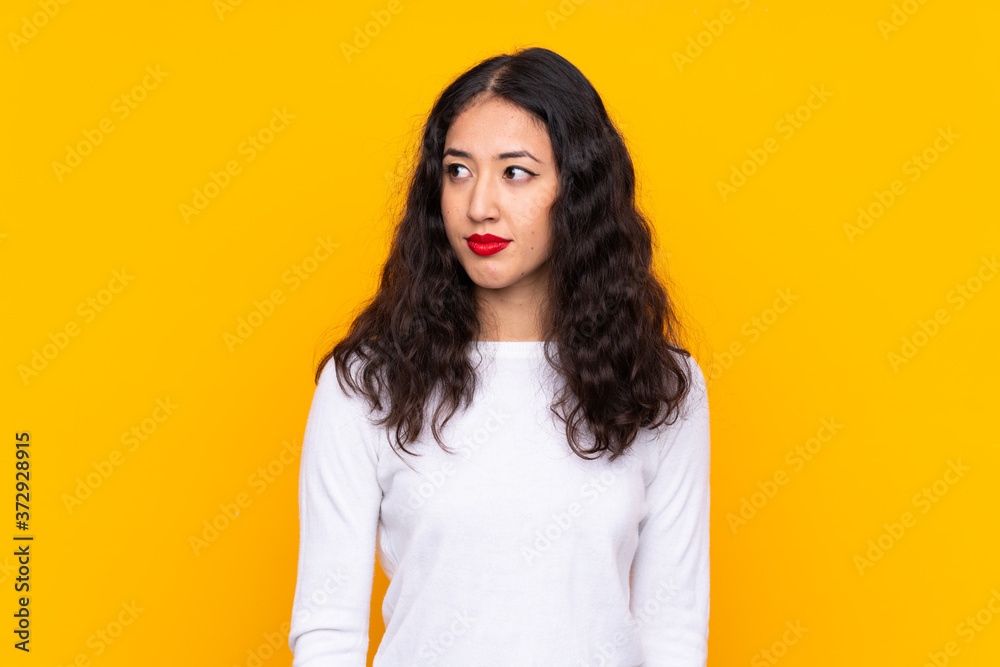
441,96,559,301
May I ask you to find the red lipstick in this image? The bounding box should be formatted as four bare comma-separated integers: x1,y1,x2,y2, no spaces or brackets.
467,233,511,256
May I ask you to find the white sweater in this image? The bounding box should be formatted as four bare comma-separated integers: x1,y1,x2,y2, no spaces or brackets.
288,340,711,666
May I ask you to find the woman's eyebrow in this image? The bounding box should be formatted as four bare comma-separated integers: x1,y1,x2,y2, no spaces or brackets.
443,148,541,162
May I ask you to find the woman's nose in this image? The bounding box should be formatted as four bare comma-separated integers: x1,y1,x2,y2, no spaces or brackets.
467,173,500,222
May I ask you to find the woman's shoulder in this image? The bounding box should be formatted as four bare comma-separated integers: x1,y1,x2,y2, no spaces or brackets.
314,353,387,421
664,345,709,421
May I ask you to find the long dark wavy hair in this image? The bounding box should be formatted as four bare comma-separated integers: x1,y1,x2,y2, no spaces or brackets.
316,46,694,462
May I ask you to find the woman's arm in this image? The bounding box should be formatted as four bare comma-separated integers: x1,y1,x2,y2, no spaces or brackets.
630,354,711,667
288,362,382,666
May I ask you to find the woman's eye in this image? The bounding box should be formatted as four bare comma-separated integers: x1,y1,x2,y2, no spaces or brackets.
444,164,535,180
505,166,534,180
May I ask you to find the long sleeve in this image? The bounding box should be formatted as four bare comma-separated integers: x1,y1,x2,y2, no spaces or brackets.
629,354,711,666
288,361,383,666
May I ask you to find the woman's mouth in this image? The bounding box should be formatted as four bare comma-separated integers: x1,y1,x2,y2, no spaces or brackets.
466,233,511,256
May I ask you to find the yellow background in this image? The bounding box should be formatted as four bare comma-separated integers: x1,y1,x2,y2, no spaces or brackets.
2,0,998,665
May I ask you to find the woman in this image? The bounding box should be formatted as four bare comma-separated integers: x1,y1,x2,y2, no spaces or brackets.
288,47,710,666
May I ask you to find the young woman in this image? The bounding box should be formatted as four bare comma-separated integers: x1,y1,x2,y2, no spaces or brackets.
288,47,710,666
